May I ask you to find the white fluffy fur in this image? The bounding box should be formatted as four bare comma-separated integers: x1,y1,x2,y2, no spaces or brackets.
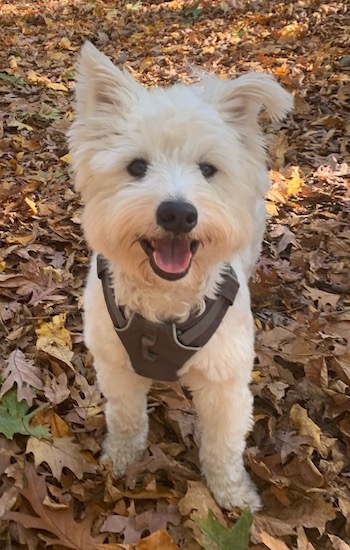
69,42,293,511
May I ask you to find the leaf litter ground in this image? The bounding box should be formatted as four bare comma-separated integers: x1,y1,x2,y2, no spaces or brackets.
0,0,349,549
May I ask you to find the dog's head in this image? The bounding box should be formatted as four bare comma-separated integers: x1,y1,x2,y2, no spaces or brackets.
69,42,293,286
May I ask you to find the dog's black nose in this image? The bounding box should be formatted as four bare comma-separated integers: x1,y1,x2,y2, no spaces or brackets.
156,201,198,234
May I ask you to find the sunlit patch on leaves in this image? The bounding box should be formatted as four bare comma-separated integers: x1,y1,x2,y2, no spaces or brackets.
126,0,143,10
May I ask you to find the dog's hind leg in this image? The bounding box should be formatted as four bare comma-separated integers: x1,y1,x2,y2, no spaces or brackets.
190,378,261,511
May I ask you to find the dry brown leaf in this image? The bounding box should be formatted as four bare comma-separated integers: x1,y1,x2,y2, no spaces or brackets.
26,436,97,480
43,372,70,405
4,463,105,549
328,535,350,550
289,404,322,455
0,349,43,406
0,486,19,518
178,480,226,524
260,532,290,550
297,526,316,550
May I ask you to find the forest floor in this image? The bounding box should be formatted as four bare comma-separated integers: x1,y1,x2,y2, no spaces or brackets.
0,0,349,549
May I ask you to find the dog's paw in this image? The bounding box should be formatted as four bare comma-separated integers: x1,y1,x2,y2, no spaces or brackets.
101,436,146,478
207,470,262,511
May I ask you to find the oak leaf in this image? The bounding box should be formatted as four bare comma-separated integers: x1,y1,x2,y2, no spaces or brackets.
0,349,43,406
43,372,70,405
101,504,180,545
4,463,105,549
26,436,97,480
194,508,252,550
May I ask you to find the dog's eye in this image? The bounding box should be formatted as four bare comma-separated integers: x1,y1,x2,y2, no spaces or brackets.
127,158,148,178
199,163,217,179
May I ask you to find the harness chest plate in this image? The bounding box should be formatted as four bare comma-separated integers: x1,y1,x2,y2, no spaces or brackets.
97,255,239,381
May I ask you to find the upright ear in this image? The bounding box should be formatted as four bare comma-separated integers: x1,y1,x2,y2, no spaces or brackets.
200,73,293,127
75,41,143,117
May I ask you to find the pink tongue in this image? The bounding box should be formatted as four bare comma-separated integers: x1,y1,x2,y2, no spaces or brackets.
153,238,192,274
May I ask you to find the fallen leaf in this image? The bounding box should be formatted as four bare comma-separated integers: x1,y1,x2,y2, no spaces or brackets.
178,481,226,523
328,535,350,550
0,389,50,440
136,530,181,550
4,463,105,549
0,349,43,406
194,508,252,550
260,532,290,550
290,404,323,455
26,436,97,480
36,313,74,367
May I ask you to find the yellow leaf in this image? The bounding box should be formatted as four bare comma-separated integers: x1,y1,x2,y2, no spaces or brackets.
0,261,6,271
278,23,307,44
47,81,68,92
27,69,39,82
25,197,38,215
266,201,279,217
6,233,35,245
60,153,71,164
59,37,72,50
27,69,68,92
290,404,322,454
252,370,263,383
286,166,303,196
36,313,74,367
139,58,153,73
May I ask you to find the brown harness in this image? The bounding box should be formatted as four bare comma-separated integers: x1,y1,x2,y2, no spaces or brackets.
97,255,240,381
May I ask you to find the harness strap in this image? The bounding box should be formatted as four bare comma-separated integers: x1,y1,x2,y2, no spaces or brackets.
97,256,127,329
176,271,239,347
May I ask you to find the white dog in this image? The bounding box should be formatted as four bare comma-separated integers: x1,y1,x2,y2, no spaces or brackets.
68,42,293,511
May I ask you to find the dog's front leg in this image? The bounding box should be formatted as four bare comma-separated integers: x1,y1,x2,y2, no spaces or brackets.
191,378,261,511
96,362,151,477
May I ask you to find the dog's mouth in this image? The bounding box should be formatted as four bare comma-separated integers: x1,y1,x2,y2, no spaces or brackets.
140,238,199,281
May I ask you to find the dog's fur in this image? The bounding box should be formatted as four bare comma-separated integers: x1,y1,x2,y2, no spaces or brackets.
69,42,293,511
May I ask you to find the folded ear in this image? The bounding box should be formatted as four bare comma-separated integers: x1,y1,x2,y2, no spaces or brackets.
200,73,293,127
75,41,142,117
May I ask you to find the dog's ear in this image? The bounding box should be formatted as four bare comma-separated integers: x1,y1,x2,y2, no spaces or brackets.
201,73,293,127
75,42,142,116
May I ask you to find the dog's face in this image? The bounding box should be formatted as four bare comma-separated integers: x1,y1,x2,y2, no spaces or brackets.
69,42,293,286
